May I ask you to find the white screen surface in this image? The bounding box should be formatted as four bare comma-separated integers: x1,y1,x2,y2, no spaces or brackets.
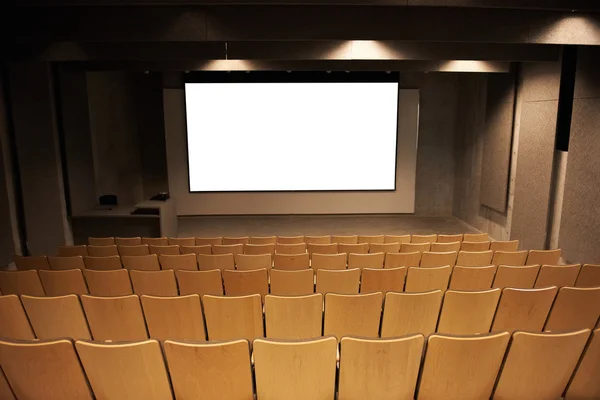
185,81,399,192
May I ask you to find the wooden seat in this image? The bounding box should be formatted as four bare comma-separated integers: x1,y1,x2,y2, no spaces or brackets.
115,237,142,246
461,241,491,251
490,240,519,252
526,249,561,266
273,253,310,270
307,243,338,256
493,330,590,400
411,234,437,243
48,255,85,271
449,265,497,290
384,252,421,268
368,242,401,254
196,237,223,246
202,294,263,341
168,237,195,246
418,332,510,400
491,287,558,333
311,253,347,271
575,264,600,287
223,236,250,245
348,252,384,270
0,295,35,339
339,335,424,400
141,294,206,341
332,235,358,244
534,264,581,288
21,294,91,340
437,234,463,243
87,245,119,257
304,235,331,244
277,236,305,244
75,339,172,400
249,236,277,245
463,233,489,242
39,269,88,296
223,269,268,299
493,265,540,289
164,339,253,400
316,269,360,294
545,286,600,331
81,294,148,341
235,254,272,270
149,245,180,255
491,250,528,266
141,237,169,246
197,253,235,271
14,255,50,271
57,245,88,257
265,294,323,339
323,292,383,340
276,243,307,255
83,269,133,296
269,269,314,296
360,267,406,294
180,245,212,255
384,234,411,244
212,244,244,256
339,243,369,257
88,237,115,246
130,270,178,296
84,255,122,270
243,243,275,256
117,244,150,256
122,254,161,271
158,253,198,271
404,266,451,293
253,337,337,400
565,328,600,399
0,367,15,400
429,241,461,252
420,251,458,267
0,339,93,400
0,270,45,296
381,290,443,337
357,235,385,245
400,242,430,253
456,250,493,266
437,289,501,334
176,269,223,296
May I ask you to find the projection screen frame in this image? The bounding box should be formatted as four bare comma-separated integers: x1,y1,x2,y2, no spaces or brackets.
183,71,401,193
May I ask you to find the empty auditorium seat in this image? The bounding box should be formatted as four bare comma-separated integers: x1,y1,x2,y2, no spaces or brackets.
141,294,206,341
463,233,489,242
88,237,115,246
115,237,142,246
404,266,451,293
14,255,50,271
411,234,437,243
491,287,558,333
323,292,382,340
0,295,35,339
491,250,528,266
223,236,250,245
176,270,224,296
196,237,223,246
358,234,385,246
121,254,161,271
243,243,275,256
316,269,360,294
460,241,491,252
83,269,133,296
545,286,600,332
429,241,461,252
307,243,338,256
368,242,400,254
575,264,600,287
168,237,195,246
277,236,305,244
235,253,272,270
117,244,150,256
420,251,458,268
534,264,581,288
332,235,358,244
141,237,169,246
48,255,85,271
347,252,384,269
212,244,244,256
273,253,310,270
39,269,88,296
276,243,307,255
269,269,314,296
448,265,497,290
264,294,323,339
492,265,540,289
83,255,122,270
57,245,88,257
223,269,268,299
380,291,443,337
130,270,178,296
526,249,561,266
87,245,119,257
456,250,493,267
249,236,278,244
149,245,180,255
253,337,337,400
360,267,406,294
489,240,519,252
0,270,45,296
400,242,430,253
202,294,264,341
311,253,347,270
338,243,370,258
304,235,332,244
197,253,235,271
180,245,212,255
566,328,600,399
21,294,91,340
384,252,421,268
158,253,198,271
384,234,411,244
0,368,14,400
437,289,501,334
81,294,148,341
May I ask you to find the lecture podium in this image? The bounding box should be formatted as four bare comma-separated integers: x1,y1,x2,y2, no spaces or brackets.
71,200,177,245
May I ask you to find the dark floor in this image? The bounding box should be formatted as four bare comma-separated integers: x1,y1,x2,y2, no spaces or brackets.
178,215,480,237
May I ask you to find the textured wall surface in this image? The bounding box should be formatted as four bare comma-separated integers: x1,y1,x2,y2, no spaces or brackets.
560,47,600,263
510,62,561,250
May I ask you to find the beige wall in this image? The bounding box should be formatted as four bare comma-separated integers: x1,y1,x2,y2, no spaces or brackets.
164,87,418,215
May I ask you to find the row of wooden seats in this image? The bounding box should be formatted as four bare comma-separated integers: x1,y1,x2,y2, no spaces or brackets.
0,329,598,399
3,263,600,299
2,285,599,343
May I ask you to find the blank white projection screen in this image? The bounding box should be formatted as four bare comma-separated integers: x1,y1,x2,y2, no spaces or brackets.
185,81,399,192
